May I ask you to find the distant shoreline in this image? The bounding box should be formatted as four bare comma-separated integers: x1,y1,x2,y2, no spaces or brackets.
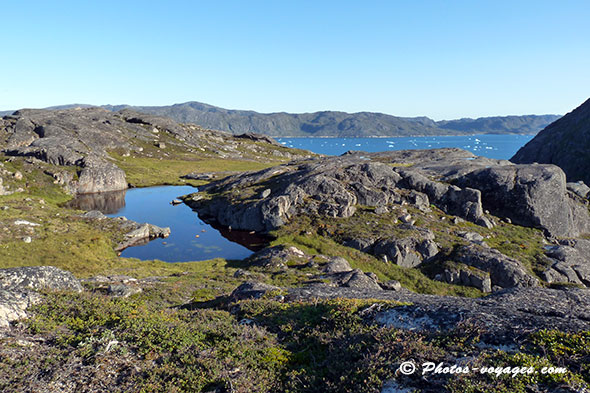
272,133,538,139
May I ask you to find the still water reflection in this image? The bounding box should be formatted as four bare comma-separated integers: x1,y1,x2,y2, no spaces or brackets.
66,186,266,262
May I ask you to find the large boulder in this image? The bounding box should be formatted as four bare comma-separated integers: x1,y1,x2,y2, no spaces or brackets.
456,164,590,237
0,266,83,292
370,228,439,268
76,160,128,194
454,244,539,289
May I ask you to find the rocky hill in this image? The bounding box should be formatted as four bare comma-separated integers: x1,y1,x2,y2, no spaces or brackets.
0,107,309,194
512,97,590,185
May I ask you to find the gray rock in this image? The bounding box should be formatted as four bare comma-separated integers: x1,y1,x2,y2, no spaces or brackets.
230,281,280,301
456,164,590,237
81,210,107,220
287,286,590,341
512,98,590,186
115,222,171,252
567,181,590,199
0,266,82,327
234,132,281,146
0,266,82,292
374,206,389,214
455,244,539,289
381,280,402,291
542,239,590,287
341,269,382,290
443,265,492,292
458,231,484,242
107,284,142,298
323,257,352,273
246,245,306,269
371,228,438,268
76,158,127,194
0,290,40,328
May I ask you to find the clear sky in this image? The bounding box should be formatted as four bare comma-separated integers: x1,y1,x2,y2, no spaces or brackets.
1,0,589,119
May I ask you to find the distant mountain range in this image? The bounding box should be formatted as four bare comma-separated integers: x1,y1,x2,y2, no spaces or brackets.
1,102,561,137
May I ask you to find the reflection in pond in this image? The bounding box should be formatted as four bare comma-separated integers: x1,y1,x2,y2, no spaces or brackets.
64,189,127,214
66,185,268,262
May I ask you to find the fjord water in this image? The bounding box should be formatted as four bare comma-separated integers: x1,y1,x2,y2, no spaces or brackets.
277,134,534,159
69,185,262,262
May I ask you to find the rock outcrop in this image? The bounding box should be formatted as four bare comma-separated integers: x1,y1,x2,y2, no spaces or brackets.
454,244,539,289
511,97,590,185
184,155,496,233
455,164,590,237
542,239,590,287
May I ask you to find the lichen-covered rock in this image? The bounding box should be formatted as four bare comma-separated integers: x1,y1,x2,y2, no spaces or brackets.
246,245,307,269
542,239,590,287
186,155,497,233
371,235,439,268
0,266,82,327
456,164,590,237
287,286,590,340
0,290,40,327
0,266,82,292
340,269,382,290
567,181,590,199
441,265,492,293
323,257,353,273
230,281,280,301
454,244,539,289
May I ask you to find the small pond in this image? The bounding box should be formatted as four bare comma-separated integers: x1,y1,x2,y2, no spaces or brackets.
67,185,267,262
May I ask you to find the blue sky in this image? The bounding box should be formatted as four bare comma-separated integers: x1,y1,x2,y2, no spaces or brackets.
1,1,589,119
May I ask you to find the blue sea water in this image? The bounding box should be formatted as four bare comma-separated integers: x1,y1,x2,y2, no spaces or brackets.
276,134,534,160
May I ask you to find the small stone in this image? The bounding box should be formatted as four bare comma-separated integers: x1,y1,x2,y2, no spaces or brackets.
374,206,389,214
323,257,352,273
13,171,23,180
399,214,412,223
261,189,271,198
107,284,142,298
381,280,402,291
22,236,32,243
